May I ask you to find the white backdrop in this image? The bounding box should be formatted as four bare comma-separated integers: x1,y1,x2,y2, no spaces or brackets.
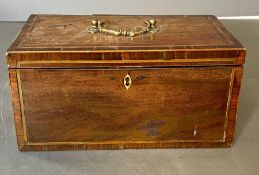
1,0,259,21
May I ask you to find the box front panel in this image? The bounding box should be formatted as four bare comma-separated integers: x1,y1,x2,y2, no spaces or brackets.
16,67,233,145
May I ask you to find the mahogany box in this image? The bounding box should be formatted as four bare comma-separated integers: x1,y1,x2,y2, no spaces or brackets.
7,15,246,151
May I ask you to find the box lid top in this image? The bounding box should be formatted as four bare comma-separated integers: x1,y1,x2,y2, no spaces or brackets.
8,14,245,52
7,15,246,68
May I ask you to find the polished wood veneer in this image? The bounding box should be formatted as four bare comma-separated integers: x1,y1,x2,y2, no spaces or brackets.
7,15,245,151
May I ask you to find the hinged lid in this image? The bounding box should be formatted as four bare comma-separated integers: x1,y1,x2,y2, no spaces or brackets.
7,14,246,68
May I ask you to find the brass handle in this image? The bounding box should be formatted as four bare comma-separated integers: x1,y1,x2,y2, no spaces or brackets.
88,19,160,37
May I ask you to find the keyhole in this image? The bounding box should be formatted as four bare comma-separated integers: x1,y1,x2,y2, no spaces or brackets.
125,77,130,86
124,74,131,90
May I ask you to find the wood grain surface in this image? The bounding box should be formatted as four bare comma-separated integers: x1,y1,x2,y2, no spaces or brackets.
7,15,245,151
8,66,244,151
17,68,231,143
7,15,246,68
8,15,244,51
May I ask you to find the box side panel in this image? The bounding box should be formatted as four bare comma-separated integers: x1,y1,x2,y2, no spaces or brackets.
225,67,243,146
11,67,240,151
8,70,26,150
